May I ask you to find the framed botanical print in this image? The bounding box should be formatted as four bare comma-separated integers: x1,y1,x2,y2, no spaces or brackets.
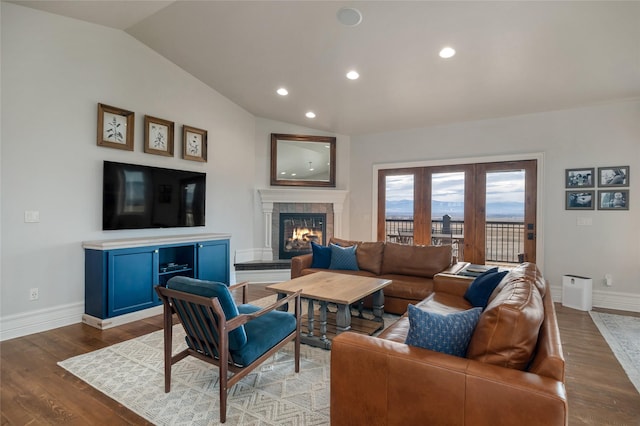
144,115,174,157
183,125,207,162
565,168,594,188
598,166,629,187
97,103,134,150
566,190,595,210
598,190,629,210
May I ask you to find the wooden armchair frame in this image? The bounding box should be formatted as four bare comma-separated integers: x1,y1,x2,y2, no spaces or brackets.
155,281,301,423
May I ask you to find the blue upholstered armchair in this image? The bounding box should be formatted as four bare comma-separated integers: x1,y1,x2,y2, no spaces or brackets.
155,276,301,423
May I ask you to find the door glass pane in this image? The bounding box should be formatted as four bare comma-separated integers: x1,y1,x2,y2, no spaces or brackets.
431,172,465,259
385,175,414,244
485,170,525,265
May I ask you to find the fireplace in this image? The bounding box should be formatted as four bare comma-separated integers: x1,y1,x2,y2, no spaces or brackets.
256,188,347,262
279,213,326,259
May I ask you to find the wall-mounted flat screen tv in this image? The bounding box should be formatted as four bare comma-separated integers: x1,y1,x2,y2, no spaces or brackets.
103,161,206,230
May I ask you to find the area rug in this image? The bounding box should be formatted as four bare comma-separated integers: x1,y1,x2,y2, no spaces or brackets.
589,311,640,393
58,298,397,425
59,325,330,425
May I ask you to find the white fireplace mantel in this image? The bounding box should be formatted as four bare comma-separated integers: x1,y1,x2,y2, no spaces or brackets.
258,188,349,260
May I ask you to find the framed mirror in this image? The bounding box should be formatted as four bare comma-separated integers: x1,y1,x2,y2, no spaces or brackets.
271,133,336,187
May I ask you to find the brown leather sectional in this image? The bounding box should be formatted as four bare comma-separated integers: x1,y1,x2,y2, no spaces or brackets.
330,262,568,425
291,238,468,314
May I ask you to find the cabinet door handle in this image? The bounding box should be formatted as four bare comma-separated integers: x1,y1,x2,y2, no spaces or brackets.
198,244,203,248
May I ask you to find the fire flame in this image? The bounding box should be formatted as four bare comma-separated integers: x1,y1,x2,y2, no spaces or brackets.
291,227,321,242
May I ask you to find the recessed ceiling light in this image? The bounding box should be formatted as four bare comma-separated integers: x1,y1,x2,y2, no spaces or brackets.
280,171,286,175
305,111,316,118
337,7,362,27
346,70,360,80
439,47,456,59
276,88,288,96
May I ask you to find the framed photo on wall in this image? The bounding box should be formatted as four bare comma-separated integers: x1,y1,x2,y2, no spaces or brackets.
598,166,629,187
144,115,174,157
97,103,134,151
183,125,207,162
565,190,595,210
565,168,594,188
598,190,629,210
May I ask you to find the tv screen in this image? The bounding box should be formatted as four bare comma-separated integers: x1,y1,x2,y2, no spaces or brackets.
103,161,206,230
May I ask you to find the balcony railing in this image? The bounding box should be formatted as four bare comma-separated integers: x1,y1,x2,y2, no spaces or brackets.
385,218,524,264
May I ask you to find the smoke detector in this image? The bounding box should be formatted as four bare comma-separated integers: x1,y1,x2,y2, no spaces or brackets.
337,7,362,27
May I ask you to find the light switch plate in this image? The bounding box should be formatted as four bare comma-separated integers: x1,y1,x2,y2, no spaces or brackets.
24,210,40,223
576,217,592,226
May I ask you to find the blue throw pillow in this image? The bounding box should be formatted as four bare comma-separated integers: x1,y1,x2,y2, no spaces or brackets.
405,305,482,357
328,243,359,271
310,242,332,268
464,269,508,308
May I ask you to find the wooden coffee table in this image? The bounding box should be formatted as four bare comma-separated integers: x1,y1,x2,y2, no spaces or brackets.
266,272,392,349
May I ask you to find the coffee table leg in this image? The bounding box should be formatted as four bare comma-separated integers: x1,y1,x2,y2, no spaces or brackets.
372,289,385,323
335,303,351,334
276,292,288,311
319,301,328,342
307,299,315,337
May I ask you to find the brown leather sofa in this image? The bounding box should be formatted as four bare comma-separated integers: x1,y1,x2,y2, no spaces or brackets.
291,238,468,314
330,262,567,425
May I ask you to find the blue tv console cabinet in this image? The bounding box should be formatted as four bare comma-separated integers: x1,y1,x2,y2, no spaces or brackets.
82,233,230,329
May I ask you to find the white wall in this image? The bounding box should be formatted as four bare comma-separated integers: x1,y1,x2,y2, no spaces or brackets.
349,101,640,310
0,3,257,337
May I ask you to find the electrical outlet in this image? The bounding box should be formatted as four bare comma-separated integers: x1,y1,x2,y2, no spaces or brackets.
29,288,39,301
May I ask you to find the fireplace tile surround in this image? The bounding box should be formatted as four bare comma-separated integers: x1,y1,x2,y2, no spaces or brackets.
258,188,348,261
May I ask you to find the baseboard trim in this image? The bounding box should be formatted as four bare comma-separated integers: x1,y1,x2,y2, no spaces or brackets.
0,302,84,342
2,283,636,341
82,306,163,330
550,285,640,313
235,248,273,263
592,289,640,313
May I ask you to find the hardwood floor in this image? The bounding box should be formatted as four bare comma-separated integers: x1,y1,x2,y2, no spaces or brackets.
556,305,640,425
1,286,638,425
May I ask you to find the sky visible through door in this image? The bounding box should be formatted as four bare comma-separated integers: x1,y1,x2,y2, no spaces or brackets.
385,171,525,221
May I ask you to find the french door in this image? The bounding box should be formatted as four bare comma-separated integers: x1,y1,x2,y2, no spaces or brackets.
378,160,537,265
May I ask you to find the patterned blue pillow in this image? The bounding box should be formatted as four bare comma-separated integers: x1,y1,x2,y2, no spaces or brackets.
328,243,359,271
310,242,332,268
464,269,508,308
405,305,482,357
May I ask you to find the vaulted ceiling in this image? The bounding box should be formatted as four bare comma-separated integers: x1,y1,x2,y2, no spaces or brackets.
11,1,640,135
